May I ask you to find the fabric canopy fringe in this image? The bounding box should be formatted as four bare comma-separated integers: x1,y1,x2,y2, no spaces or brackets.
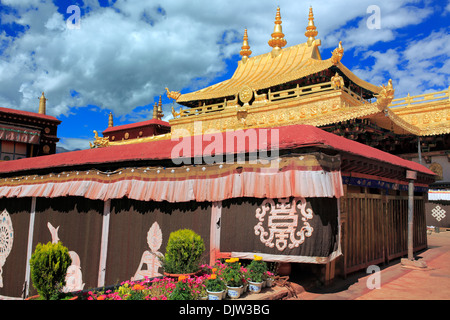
0,154,344,202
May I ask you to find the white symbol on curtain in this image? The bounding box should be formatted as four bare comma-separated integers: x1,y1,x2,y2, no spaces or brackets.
0,209,14,288
132,222,163,281
47,222,85,292
254,197,314,251
431,205,446,222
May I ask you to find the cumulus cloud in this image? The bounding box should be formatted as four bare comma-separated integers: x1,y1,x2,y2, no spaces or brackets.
352,28,450,97
0,0,444,122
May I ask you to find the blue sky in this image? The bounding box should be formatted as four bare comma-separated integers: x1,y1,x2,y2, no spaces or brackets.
0,0,449,150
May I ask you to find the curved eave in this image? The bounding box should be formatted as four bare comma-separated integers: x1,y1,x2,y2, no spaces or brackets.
177,59,381,106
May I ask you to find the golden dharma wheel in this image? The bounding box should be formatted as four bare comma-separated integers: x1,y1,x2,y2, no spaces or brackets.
239,85,253,104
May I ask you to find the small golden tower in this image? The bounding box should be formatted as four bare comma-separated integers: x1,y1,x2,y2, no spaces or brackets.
38,92,47,115
240,29,252,63
108,112,114,127
268,7,287,57
305,6,318,47
153,96,164,120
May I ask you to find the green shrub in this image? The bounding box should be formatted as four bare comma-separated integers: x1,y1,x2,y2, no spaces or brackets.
29,241,72,300
161,229,205,274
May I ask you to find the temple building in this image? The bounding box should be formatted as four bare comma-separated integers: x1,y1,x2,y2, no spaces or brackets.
0,92,61,160
0,7,446,299
99,96,170,147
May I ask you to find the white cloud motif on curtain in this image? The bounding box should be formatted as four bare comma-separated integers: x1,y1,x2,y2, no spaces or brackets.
0,209,14,288
254,197,314,251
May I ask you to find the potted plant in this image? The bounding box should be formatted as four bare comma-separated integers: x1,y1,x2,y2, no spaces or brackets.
241,266,250,292
204,268,226,300
247,255,268,293
222,257,244,298
265,271,275,287
28,241,72,300
160,229,205,277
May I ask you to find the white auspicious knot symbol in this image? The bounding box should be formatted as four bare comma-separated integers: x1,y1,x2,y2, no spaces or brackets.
254,197,314,251
431,205,446,222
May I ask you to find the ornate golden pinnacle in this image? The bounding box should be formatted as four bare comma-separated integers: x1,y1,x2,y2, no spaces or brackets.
240,29,252,62
305,7,318,46
38,92,47,115
268,7,287,57
108,112,114,127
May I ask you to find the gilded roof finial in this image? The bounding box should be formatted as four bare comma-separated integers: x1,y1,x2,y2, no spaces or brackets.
108,112,114,127
240,29,252,63
305,6,318,47
38,92,47,115
153,96,164,120
268,7,287,57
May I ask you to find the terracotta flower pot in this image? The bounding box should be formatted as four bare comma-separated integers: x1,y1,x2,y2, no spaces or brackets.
163,270,200,279
276,262,291,276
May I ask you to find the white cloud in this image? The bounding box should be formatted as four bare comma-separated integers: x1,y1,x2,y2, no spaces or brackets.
352,29,450,97
0,0,443,119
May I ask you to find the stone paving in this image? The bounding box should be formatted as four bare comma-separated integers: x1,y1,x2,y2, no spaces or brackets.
271,230,450,300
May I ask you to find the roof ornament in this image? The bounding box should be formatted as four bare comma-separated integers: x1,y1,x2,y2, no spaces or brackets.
240,29,252,63
153,96,164,120
268,7,287,57
38,92,47,115
376,79,395,109
108,112,114,127
331,41,344,64
165,87,181,101
305,6,318,47
89,130,109,148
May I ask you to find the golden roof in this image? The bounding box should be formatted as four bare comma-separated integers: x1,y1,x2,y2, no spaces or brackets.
177,44,382,104
388,88,450,136
176,7,380,105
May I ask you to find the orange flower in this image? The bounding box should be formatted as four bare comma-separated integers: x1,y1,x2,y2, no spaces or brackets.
178,275,187,281
132,284,145,291
212,268,217,274
210,274,217,280
97,295,106,300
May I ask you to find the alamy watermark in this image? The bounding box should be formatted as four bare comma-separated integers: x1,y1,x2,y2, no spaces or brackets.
170,121,280,167
367,5,381,29
366,265,381,289
66,5,81,29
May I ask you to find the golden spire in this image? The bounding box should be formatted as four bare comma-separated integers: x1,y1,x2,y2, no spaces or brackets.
108,112,114,127
153,96,164,120
239,29,252,63
38,92,47,115
305,6,318,46
268,7,287,57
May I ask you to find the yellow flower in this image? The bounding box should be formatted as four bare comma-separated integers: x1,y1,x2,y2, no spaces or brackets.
254,255,263,261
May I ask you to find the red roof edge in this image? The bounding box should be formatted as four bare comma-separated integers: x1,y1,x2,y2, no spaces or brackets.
0,124,436,178
102,119,170,134
0,107,61,123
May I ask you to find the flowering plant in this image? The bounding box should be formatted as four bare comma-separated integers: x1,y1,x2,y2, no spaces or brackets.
204,269,226,292
169,275,193,300
188,275,207,299
247,255,268,283
222,257,244,287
